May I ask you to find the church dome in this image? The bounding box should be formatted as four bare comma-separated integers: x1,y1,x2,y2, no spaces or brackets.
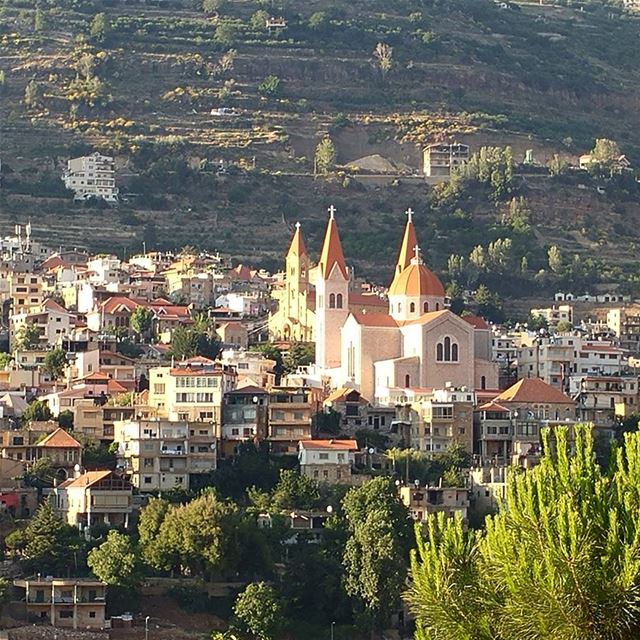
388,262,445,298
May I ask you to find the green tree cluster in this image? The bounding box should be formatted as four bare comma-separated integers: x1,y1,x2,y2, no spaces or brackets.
314,137,337,175
342,477,412,631
407,425,640,640
138,490,244,578
170,322,221,360
233,582,284,640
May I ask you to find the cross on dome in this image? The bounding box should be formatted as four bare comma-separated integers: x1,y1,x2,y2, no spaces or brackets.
328,205,336,220
412,244,423,265
405,207,414,223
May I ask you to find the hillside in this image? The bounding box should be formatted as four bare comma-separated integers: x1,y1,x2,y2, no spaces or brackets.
1,0,640,303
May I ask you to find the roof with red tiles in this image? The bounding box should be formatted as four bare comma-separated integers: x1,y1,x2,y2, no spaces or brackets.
37,427,81,449
299,439,359,451
494,378,574,405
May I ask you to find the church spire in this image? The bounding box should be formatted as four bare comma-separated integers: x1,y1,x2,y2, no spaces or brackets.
319,205,348,280
287,221,307,258
395,208,418,276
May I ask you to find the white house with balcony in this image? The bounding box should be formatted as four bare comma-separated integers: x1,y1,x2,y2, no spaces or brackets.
298,439,358,484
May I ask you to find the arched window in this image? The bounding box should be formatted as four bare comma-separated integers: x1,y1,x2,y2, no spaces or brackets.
398,302,402,313
405,374,411,388
336,293,343,309
436,336,459,363
481,375,486,390
435,303,440,311
409,302,415,313
329,293,336,309
423,302,428,313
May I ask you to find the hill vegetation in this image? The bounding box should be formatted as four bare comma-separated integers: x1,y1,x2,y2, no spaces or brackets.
1,0,640,306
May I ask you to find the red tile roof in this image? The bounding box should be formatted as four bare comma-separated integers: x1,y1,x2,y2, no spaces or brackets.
58,470,112,489
463,315,490,330
349,293,387,309
494,378,574,405
37,427,81,449
351,312,398,328
299,439,358,451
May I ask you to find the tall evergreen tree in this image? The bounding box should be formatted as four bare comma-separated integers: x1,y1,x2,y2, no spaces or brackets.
406,425,640,640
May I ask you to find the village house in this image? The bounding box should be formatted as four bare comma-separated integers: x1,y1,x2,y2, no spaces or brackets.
298,439,359,484
54,469,133,530
13,577,108,630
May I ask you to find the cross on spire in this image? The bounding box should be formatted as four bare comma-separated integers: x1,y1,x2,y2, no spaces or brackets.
328,205,336,220
405,207,414,223
295,221,301,231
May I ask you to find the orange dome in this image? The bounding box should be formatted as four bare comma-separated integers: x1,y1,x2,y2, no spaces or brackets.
388,262,445,298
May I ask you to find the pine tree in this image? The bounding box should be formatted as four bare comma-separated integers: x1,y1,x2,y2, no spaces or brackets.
314,137,336,174
406,425,640,640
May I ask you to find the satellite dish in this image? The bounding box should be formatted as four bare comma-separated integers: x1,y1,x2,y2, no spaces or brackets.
368,447,375,455
210,443,216,450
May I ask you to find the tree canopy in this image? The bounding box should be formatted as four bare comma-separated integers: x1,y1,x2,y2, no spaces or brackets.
88,530,141,587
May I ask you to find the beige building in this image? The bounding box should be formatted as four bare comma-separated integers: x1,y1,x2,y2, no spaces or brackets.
606,306,640,353
63,152,118,202
114,418,217,491
8,272,47,315
400,484,469,522
54,470,133,529
148,356,236,424
529,304,573,328
14,578,107,629
298,439,359,484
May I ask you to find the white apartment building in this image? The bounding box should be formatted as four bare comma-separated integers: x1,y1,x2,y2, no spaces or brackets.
529,304,573,328
218,349,276,387
114,419,217,491
62,152,118,202
517,335,625,390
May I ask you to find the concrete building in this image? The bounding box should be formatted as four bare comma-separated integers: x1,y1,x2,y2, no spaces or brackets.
298,439,358,484
148,356,236,424
606,306,640,353
469,465,507,515
422,142,470,179
219,348,275,388
221,384,268,456
62,152,118,202
13,578,107,629
114,419,217,491
529,304,573,328
54,469,133,530
400,484,469,522
517,335,624,390
268,386,317,454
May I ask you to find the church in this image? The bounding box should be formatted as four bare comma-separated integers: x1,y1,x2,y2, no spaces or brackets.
270,207,498,402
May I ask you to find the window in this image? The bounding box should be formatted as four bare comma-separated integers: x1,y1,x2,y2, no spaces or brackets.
319,453,329,460
410,302,415,313
423,302,428,312
59,611,74,619
143,477,152,484
481,375,486,390
329,293,336,308
405,374,411,388
436,336,459,362
89,612,96,619
336,293,343,308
